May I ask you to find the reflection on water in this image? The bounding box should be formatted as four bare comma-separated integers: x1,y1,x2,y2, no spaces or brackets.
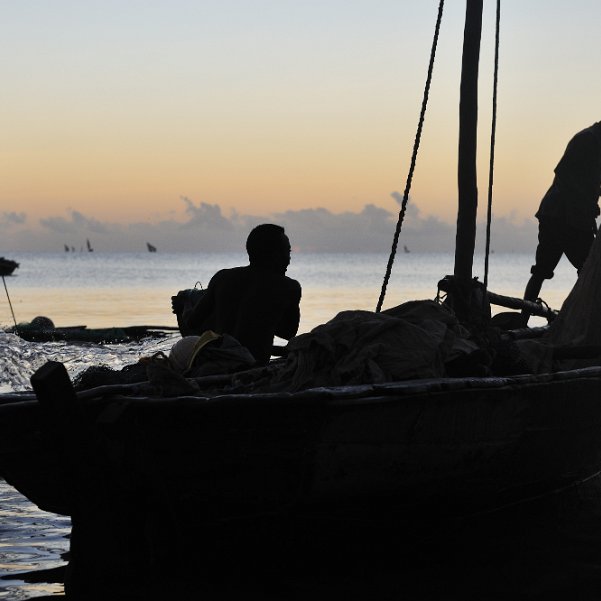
0,331,178,393
0,481,69,599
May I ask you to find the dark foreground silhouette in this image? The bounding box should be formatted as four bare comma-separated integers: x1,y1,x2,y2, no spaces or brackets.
173,224,301,365
523,121,601,320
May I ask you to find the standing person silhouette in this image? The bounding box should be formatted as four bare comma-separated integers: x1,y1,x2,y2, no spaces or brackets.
523,122,601,321
172,224,301,365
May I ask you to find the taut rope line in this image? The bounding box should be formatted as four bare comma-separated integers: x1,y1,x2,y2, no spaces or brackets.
2,276,18,331
376,0,445,313
483,0,501,290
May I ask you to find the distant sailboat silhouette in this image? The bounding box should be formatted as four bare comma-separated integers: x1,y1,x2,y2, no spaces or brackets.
147,242,157,253
86,239,93,252
64,244,69,252
404,245,410,253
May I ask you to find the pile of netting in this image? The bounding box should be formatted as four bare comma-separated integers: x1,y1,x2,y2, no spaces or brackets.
74,299,535,396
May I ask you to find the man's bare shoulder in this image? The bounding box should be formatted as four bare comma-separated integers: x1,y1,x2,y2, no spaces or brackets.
283,275,302,297
210,265,249,283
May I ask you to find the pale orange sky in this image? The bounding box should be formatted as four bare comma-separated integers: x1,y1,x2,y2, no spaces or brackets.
2,0,601,226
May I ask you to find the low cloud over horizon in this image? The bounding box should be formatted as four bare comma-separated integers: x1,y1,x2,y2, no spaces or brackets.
0,195,539,255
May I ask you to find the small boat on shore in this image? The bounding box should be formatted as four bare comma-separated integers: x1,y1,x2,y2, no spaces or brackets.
7,317,177,344
0,258,19,277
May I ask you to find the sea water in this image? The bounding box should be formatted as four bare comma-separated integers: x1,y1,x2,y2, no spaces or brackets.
0,251,581,598
0,250,578,334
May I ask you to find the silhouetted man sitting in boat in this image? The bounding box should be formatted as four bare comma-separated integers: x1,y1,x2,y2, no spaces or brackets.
172,224,302,365
522,121,601,321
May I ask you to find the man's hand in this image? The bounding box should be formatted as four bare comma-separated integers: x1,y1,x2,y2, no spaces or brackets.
171,288,207,315
171,294,185,315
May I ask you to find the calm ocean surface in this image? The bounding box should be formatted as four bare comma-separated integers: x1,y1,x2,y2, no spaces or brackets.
0,250,578,334
0,251,583,598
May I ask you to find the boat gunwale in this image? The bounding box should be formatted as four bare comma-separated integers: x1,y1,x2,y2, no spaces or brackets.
3,364,601,413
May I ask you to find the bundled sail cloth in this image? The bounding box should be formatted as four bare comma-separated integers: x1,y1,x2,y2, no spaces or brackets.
516,230,601,373
269,301,479,391
548,229,601,348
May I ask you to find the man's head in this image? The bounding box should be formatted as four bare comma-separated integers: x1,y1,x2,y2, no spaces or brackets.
246,224,291,273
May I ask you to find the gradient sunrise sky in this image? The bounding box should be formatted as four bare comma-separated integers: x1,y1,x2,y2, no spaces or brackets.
2,0,601,227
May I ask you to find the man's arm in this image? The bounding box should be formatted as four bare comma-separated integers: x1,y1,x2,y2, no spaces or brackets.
178,281,215,337
274,281,302,340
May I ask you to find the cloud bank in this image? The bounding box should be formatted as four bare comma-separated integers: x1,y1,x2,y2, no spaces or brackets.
0,195,538,254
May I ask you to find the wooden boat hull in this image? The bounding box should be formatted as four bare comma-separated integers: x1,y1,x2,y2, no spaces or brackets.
2,367,601,593
2,368,601,517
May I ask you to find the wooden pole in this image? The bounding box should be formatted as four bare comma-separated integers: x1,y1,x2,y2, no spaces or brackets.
454,0,483,282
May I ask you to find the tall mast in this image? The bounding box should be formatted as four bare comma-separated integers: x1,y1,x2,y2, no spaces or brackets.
454,0,483,282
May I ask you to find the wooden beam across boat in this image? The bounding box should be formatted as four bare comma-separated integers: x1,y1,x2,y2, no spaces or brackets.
487,291,557,321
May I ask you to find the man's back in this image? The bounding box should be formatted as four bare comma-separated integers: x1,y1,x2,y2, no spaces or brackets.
537,122,601,229
183,265,301,365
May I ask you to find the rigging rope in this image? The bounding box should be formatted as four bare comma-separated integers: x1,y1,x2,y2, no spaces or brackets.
483,0,501,290
376,0,445,313
2,276,18,331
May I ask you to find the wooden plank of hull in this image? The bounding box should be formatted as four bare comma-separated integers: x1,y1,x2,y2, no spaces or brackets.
2,368,601,521
0,400,74,515
3,370,601,595
311,375,601,516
